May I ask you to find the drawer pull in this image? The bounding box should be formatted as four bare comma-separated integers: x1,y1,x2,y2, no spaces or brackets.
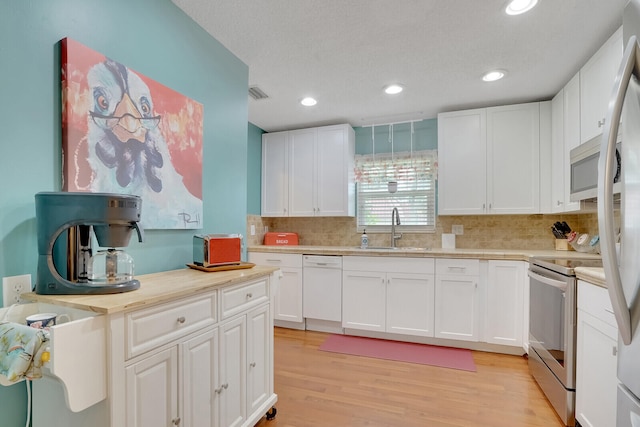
177,316,186,324
172,417,181,426
250,362,256,368
448,266,466,272
246,293,253,299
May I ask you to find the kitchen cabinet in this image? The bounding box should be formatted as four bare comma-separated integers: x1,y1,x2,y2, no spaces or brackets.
261,123,355,217
580,26,623,145
261,131,289,217
342,256,435,337
437,108,486,215
434,259,481,342
438,102,545,215
248,252,303,327
576,280,618,427
126,344,179,426
26,268,277,427
484,260,525,347
548,73,582,213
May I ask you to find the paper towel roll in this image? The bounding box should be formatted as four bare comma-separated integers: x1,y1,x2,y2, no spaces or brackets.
442,233,456,249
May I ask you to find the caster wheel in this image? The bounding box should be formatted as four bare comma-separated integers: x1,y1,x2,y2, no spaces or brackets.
266,406,277,420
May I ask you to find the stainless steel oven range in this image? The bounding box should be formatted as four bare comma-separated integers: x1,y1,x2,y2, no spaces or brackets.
527,257,602,427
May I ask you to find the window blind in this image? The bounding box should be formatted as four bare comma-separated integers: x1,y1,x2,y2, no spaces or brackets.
354,151,436,233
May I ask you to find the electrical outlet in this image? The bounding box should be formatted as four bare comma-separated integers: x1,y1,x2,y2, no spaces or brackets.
3,274,31,307
452,225,464,235
250,224,256,236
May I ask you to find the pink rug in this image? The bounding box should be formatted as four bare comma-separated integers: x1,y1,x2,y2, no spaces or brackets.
319,334,476,372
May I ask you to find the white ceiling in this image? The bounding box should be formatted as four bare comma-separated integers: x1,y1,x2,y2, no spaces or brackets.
172,0,627,132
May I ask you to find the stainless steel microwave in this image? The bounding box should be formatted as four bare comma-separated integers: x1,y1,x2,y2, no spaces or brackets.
569,135,621,202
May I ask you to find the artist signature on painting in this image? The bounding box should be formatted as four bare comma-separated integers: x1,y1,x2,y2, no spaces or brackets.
179,211,201,227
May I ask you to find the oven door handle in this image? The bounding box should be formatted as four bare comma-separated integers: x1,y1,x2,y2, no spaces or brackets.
527,270,567,292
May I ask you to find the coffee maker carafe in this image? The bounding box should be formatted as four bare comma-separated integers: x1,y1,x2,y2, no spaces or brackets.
35,192,143,294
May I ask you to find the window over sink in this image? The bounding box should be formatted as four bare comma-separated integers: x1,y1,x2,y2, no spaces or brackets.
354,150,436,233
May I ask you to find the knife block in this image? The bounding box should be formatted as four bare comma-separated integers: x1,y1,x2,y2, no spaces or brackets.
555,239,571,251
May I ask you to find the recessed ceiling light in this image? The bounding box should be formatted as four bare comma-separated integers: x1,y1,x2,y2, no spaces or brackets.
482,70,507,82
505,0,538,15
300,97,317,107
384,84,404,95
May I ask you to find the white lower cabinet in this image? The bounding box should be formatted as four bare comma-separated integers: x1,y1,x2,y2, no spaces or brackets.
342,270,386,331
124,285,272,427
342,256,435,337
484,260,525,347
126,346,179,427
183,328,219,427
386,272,435,336
248,252,303,324
434,259,481,342
576,280,618,427
27,271,276,427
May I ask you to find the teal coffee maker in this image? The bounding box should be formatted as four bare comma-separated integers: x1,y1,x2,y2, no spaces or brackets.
35,192,144,294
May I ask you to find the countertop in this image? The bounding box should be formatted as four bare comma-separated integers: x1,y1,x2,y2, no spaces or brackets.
249,245,602,262
575,267,606,288
22,265,279,314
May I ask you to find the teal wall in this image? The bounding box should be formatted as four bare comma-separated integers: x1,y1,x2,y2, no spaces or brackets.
354,119,438,154
247,123,265,215
0,0,248,423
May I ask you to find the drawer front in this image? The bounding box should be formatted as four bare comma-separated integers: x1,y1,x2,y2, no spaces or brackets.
249,252,302,268
221,278,269,319
126,292,217,359
578,280,617,328
436,258,480,276
343,256,434,274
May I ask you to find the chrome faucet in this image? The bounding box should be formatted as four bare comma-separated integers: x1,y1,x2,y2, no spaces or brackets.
391,207,402,247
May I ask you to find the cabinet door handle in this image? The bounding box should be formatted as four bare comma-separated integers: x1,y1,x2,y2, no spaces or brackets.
250,362,257,368
172,417,181,426
613,346,618,356
177,316,186,324
599,118,606,128
215,383,229,394
557,200,562,206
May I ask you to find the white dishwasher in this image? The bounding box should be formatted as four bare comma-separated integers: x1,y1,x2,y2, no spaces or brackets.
303,255,343,332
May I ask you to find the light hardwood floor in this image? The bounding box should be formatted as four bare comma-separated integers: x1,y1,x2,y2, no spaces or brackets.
255,327,564,427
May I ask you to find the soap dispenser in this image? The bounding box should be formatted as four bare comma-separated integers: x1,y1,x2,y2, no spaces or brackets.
360,229,368,249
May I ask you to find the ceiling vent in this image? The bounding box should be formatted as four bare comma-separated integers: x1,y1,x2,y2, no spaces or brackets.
248,86,269,100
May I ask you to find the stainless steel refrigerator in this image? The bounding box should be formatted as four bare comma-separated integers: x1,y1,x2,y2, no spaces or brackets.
599,1,640,425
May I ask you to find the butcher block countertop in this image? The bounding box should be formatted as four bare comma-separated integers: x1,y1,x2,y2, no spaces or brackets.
22,265,279,315
249,245,601,262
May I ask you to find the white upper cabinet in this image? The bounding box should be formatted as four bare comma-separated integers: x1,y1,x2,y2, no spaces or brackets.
437,108,487,215
288,128,316,216
262,124,355,217
261,132,289,217
438,102,544,215
548,73,581,213
580,26,623,144
487,103,541,214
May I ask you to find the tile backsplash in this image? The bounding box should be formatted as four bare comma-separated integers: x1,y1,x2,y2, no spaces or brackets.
247,213,600,250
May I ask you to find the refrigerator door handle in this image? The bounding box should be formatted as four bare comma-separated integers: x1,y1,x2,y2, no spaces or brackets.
598,35,640,345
